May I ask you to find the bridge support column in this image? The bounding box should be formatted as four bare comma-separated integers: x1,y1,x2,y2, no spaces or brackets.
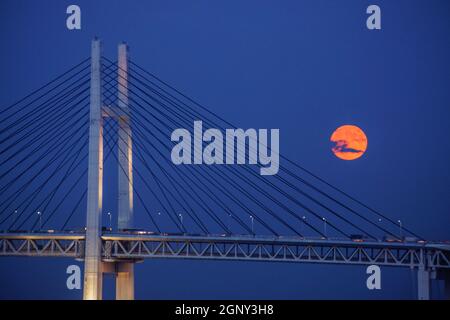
116,262,134,300
444,274,450,300
417,267,430,300
116,42,134,300
83,38,104,300
436,270,450,300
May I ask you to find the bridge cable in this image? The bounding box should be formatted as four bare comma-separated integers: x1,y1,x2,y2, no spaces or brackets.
102,61,288,236
103,64,236,234
102,67,280,232
1,125,89,228
128,77,382,240
0,73,90,147
102,88,183,233
123,63,370,237
108,61,334,237
27,74,121,229
104,64,317,236
0,74,114,195
0,105,90,203
0,57,89,122
101,75,274,236
101,71,181,233
3,125,89,228
103,103,206,235
104,62,224,234
128,60,422,239
102,114,165,233
121,80,339,237
124,60,413,239
0,113,90,225
61,126,117,230
101,62,270,235
31,136,89,230
103,106,213,234
102,67,220,234
0,64,90,137
0,85,90,170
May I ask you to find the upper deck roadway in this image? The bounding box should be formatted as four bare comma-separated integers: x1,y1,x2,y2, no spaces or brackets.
1,232,449,270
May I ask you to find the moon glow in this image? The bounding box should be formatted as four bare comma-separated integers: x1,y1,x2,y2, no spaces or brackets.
330,125,368,160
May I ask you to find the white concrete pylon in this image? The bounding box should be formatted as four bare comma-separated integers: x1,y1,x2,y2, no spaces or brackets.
117,42,133,231
83,38,104,300
116,42,134,300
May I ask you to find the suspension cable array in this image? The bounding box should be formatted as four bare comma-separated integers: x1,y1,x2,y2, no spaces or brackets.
0,55,422,241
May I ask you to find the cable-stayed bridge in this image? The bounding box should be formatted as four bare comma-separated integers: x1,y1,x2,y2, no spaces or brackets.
0,39,449,300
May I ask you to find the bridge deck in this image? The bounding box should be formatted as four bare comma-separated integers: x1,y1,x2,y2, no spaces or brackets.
1,232,449,269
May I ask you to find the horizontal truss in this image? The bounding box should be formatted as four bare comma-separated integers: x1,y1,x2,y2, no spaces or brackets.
1,233,449,270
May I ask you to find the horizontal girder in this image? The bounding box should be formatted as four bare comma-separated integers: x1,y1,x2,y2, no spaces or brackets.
0,233,449,270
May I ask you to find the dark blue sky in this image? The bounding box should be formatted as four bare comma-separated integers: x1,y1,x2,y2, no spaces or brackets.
0,0,449,299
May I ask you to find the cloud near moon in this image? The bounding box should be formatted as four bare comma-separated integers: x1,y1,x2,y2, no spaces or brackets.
330,125,368,160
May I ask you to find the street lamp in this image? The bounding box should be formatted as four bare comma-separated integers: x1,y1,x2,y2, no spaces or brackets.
107,212,112,231
301,216,307,236
398,220,403,239
179,214,183,230
37,211,42,230
250,215,254,234
155,212,162,234
322,217,327,237
10,209,18,231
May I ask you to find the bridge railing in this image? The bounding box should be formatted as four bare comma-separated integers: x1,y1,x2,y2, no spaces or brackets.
0,233,84,258
103,234,450,269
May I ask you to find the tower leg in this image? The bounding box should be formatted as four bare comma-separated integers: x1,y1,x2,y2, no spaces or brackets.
116,42,135,300
83,38,104,300
417,267,430,300
116,262,134,300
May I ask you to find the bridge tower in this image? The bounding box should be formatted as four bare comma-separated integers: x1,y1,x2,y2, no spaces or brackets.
115,42,135,300
83,38,135,300
83,38,104,300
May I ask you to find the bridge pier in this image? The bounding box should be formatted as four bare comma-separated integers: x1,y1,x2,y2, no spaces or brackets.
417,266,430,300
101,261,134,299
434,269,450,300
116,262,134,300
444,272,450,300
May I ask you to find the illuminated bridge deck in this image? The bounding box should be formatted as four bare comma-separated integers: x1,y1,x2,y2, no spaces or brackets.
1,232,449,269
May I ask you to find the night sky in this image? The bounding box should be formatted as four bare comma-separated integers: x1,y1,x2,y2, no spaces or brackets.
0,0,449,299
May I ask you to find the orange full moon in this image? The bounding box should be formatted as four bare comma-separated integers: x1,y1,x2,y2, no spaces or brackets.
330,125,368,160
